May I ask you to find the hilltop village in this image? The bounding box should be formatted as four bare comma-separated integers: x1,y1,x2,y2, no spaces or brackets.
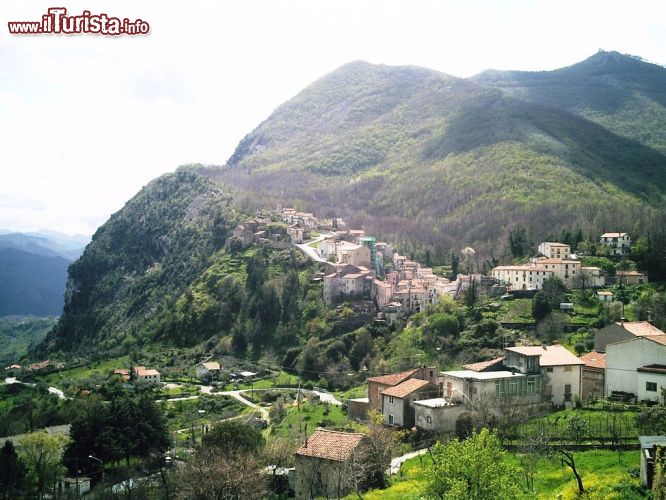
230,207,645,321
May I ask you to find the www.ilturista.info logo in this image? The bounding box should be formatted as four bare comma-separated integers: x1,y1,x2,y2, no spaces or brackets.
8,7,150,36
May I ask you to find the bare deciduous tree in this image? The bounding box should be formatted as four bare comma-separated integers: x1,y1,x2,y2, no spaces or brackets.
176,448,268,500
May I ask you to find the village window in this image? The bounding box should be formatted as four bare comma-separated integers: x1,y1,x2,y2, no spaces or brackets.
527,377,536,394
564,366,572,372
495,379,505,396
509,379,518,395
646,382,658,392
388,396,395,405
426,416,432,424
388,414,394,425
546,367,553,373
417,414,421,422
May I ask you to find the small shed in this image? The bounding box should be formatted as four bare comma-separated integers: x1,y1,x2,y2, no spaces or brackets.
639,435,666,488
560,302,574,313
57,477,91,496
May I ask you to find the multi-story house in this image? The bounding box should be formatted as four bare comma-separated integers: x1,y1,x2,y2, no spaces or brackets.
323,265,374,304
381,378,439,427
504,345,584,405
537,242,571,259
600,232,631,256
492,264,554,291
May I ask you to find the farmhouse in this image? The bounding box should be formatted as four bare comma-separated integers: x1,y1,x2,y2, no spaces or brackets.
294,429,367,500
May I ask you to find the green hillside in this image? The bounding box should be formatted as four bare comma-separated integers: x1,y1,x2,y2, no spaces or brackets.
38,170,240,353
36,169,335,357
472,50,666,154
205,53,666,260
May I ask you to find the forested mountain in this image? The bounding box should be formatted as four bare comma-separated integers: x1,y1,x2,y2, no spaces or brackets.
39,51,666,355
472,50,666,154
38,168,353,357
0,231,88,317
0,249,70,316
38,170,238,353
202,52,666,260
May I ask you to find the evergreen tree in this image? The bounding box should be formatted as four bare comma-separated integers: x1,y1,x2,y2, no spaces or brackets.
532,292,552,321
0,440,25,499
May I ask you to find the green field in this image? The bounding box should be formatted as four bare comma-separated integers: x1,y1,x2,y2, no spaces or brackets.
270,400,348,439
515,406,640,444
34,356,129,386
357,448,645,500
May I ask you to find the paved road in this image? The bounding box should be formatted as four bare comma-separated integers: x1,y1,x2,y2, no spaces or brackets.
294,232,333,263
157,385,342,419
225,390,270,419
4,377,69,400
388,448,428,475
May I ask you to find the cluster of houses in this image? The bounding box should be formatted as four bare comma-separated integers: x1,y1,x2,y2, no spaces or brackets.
111,365,161,385
295,320,665,499
317,229,497,317
491,241,605,290
195,361,257,383
491,236,647,291
345,320,666,434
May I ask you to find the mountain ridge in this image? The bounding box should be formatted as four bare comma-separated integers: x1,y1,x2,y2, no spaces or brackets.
204,51,666,260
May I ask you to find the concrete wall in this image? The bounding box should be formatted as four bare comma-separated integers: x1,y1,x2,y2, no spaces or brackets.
414,404,467,433
382,396,407,427
636,372,666,404
543,365,581,405
581,368,604,401
294,455,349,500
606,338,666,399
347,399,370,420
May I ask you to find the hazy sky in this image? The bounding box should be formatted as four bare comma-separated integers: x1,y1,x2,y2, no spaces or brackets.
2,0,665,235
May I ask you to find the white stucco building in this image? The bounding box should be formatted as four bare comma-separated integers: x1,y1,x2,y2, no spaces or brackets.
605,335,666,403
504,345,584,405
600,232,631,256
538,242,571,259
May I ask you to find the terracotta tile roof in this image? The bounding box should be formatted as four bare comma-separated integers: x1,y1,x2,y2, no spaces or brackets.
578,351,606,370
542,242,570,247
296,429,365,462
506,345,584,366
381,378,432,398
619,321,665,337
367,369,418,386
463,356,505,372
136,368,160,376
601,232,627,238
199,362,220,370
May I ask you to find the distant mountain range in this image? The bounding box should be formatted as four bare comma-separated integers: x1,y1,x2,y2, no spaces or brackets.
0,230,89,317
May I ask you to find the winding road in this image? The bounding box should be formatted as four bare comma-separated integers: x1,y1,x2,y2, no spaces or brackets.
294,232,333,263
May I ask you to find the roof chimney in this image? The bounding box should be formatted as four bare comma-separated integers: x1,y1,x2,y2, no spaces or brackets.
541,343,547,350
304,423,308,447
